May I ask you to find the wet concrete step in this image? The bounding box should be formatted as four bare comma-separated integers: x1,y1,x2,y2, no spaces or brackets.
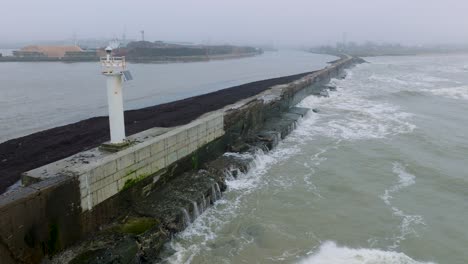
288,107,309,117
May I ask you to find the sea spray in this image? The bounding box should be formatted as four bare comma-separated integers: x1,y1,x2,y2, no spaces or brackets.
214,182,221,199
180,208,191,227
211,184,217,203
199,193,206,213
192,201,200,220
298,241,436,264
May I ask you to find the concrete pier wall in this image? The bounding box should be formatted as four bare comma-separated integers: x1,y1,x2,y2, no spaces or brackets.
0,55,361,263
23,114,224,212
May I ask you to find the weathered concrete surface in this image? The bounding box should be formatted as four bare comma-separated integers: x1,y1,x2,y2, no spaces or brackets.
23,114,223,212
0,176,81,264
0,55,362,263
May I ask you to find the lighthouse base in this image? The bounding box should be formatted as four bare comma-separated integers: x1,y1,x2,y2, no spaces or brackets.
99,141,132,152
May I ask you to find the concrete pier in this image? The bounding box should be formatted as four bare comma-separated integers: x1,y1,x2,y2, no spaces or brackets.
0,55,361,263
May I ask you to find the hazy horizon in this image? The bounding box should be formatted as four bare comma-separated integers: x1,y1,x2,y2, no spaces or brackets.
1,0,468,47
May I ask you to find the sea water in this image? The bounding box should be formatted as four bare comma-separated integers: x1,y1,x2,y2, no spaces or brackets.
161,54,468,264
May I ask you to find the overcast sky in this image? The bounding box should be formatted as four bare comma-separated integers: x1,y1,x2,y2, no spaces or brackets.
1,0,468,46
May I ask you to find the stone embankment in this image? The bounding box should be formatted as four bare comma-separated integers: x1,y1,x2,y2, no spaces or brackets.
0,55,363,263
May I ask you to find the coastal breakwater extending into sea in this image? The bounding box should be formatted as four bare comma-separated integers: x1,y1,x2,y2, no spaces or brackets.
0,55,363,263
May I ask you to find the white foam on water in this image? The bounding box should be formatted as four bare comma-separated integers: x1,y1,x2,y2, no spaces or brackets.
430,64,465,73
380,163,425,250
369,74,416,86
296,78,416,141
164,68,418,263
298,241,436,264
164,145,300,263
416,75,456,83
421,85,468,101
380,163,416,205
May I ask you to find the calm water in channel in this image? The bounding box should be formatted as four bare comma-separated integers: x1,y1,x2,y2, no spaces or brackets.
0,51,334,143
160,54,468,264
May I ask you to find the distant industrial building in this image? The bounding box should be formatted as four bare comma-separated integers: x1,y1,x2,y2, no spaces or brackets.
13,45,84,58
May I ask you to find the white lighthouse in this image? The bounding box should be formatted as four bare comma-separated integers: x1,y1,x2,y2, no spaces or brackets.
100,47,132,151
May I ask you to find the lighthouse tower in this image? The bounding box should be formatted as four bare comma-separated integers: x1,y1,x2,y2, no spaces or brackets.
100,47,132,151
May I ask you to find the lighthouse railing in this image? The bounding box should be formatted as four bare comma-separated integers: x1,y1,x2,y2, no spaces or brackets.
100,56,126,73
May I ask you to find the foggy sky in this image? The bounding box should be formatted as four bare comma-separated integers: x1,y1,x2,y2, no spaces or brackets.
2,0,468,46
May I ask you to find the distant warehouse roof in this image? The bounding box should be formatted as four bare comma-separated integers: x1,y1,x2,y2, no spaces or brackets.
20,45,83,58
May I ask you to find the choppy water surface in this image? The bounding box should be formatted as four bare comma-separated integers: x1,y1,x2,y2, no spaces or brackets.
162,54,468,264
0,51,334,142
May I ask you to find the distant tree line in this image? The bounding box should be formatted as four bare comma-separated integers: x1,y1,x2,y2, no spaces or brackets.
118,41,260,59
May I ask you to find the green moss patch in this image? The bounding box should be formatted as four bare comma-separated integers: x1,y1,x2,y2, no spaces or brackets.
119,217,159,235
122,173,150,191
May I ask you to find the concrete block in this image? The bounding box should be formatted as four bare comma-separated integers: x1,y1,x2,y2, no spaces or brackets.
151,158,166,173
103,174,114,186
136,146,151,162
215,116,223,125
111,170,125,182
78,174,89,190
80,186,88,198
198,135,208,146
81,196,89,211
102,182,117,201
100,187,109,204
150,139,165,156
177,146,189,160
135,166,152,179
116,152,136,171
165,135,177,148
165,151,178,166
214,129,224,138
90,166,105,184
117,178,125,191
189,132,199,143
151,147,167,161
197,123,207,137
207,119,217,129
91,191,98,207
176,130,188,143
188,142,198,153
122,157,151,177
188,126,198,138
207,132,215,142
97,189,104,204
90,178,104,193
167,143,179,154
102,160,117,176
111,182,118,195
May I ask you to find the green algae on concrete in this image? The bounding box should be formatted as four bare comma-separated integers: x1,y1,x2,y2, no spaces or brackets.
118,217,160,235
122,173,151,191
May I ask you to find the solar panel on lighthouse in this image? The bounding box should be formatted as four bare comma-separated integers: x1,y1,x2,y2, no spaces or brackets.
122,70,133,82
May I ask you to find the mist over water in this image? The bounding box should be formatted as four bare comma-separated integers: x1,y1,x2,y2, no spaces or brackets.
161,54,468,264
